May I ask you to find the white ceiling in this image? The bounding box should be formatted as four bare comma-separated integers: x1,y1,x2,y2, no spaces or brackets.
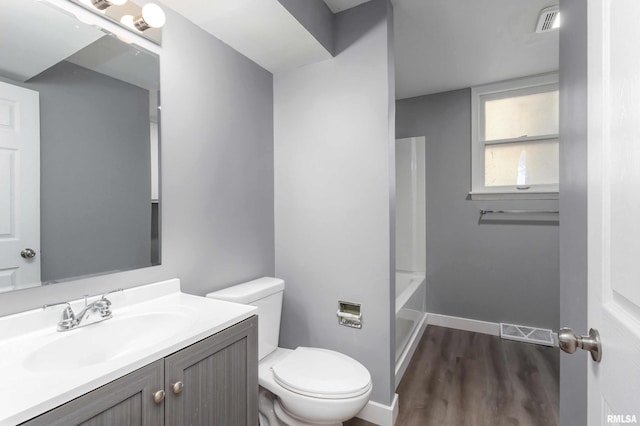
160,0,332,74
157,0,558,99
393,0,559,99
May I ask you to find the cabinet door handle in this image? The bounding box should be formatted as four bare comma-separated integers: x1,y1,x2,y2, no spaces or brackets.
172,381,184,395
153,390,166,404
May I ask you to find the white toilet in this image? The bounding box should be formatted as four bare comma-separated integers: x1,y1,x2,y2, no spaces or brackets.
207,277,372,426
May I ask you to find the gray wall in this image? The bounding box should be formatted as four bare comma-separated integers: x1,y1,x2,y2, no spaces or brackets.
396,89,560,330
2,5,274,314
274,0,395,405
26,61,151,283
558,0,588,423
159,6,275,293
277,0,334,55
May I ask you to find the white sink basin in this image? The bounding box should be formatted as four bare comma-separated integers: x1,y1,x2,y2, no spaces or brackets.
23,309,196,372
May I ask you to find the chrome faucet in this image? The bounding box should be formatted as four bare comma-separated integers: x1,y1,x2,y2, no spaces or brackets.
43,288,123,332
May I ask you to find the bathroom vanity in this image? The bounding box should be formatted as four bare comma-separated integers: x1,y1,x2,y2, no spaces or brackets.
0,280,258,426
22,317,257,426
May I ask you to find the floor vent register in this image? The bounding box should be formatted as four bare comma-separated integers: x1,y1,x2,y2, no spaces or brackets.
500,323,555,347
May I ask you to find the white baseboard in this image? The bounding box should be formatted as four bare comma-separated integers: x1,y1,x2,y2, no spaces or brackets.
426,313,500,336
356,393,399,426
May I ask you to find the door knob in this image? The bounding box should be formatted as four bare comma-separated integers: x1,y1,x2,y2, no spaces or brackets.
558,327,602,362
21,248,36,259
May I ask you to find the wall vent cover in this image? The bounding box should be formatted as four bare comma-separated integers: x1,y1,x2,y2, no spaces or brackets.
535,6,560,33
500,323,555,346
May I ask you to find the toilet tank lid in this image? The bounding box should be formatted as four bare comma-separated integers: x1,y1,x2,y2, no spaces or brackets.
206,277,285,304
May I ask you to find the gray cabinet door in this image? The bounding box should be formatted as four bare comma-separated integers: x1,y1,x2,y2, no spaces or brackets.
21,360,164,426
164,316,258,426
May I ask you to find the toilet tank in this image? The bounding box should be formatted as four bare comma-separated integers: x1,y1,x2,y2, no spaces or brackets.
206,277,284,360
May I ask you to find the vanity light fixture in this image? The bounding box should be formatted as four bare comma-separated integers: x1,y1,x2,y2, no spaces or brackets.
90,0,128,11
132,3,166,31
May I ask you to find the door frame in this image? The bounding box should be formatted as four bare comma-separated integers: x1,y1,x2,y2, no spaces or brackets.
558,0,589,424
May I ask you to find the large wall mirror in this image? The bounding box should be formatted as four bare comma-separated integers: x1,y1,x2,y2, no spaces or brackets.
0,0,161,292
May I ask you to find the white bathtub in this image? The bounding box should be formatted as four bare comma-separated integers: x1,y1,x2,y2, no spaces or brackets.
395,271,427,388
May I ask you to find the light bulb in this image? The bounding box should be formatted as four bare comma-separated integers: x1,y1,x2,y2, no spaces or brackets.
110,0,127,5
141,3,166,28
133,3,166,31
120,14,136,29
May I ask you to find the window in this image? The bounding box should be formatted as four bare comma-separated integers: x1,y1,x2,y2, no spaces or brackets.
470,74,559,199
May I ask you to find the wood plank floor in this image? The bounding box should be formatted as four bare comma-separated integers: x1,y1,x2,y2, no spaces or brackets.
346,325,559,426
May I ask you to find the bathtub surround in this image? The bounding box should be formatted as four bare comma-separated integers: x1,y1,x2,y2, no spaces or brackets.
2,5,275,315
274,0,396,410
395,137,426,273
394,272,426,388
394,132,426,390
396,89,560,331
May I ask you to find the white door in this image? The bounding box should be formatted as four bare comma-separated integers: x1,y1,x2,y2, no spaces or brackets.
0,81,40,292
586,0,640,423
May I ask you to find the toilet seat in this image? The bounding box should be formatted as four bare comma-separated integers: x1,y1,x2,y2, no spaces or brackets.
271,347,371,399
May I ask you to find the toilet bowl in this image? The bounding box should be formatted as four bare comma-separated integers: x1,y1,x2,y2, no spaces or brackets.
207,277,372,426
259,347,372,425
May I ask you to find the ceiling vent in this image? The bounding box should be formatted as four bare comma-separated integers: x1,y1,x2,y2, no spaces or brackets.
535,5,560,33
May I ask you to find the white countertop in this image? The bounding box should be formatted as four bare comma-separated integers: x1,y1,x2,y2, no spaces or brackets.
0,279,256,426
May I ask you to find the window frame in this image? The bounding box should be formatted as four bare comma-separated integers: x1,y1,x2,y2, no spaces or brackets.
470,73,559,200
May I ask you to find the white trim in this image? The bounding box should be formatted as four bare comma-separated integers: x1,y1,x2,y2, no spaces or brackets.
484,134,559,146
426,313,500,336
356,393,399,426
395,314,427,389
473,73,560,96
469,191,559,201
471,73,559,197
480,211,559,223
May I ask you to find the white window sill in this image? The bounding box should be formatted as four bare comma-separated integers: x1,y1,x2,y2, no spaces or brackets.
468,191,559,201
479,210,559,222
